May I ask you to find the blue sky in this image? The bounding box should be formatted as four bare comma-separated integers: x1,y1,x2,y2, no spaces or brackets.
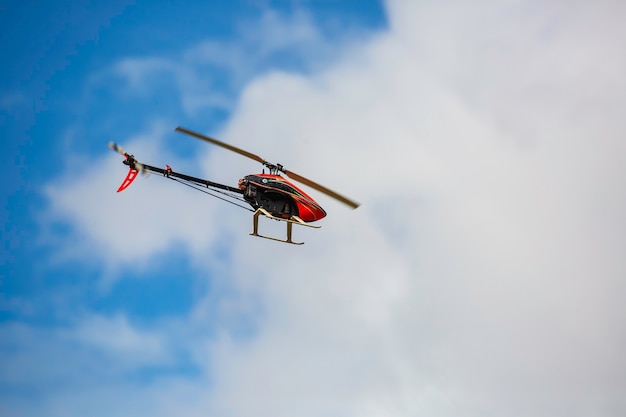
2,1,385,317
2,0,386,412
3,1,626,416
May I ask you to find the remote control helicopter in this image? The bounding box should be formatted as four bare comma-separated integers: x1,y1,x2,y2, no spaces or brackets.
108,126,359,245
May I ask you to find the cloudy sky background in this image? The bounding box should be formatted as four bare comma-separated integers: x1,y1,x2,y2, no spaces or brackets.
2,0,626,416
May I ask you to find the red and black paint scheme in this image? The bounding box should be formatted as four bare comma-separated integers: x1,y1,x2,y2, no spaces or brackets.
109,126,358,244
240,174,327,222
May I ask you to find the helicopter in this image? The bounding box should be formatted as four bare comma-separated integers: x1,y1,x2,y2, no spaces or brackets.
108,126,359,245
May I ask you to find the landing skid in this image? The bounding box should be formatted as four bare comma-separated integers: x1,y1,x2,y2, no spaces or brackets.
250,208,320,245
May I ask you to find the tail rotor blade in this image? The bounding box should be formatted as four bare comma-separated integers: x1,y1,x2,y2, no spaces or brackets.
135,161,149,176
108,141,127,157
138,162,150,177
108,142,147,175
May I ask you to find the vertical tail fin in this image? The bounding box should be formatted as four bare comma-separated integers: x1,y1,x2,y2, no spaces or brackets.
117,168,139,192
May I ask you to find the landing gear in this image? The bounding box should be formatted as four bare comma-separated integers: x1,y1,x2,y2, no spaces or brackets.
250,208,320,245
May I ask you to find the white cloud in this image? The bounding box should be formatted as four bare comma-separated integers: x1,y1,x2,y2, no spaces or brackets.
41,122,227,274
0,314,172,389
198,1,626,415
30,0,626,416
0,315,204,417
67,314,172,364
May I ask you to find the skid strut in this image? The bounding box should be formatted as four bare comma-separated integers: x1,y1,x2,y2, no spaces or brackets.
250,208,320,245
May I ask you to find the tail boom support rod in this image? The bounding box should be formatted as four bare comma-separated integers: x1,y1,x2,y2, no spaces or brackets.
122,159,243,194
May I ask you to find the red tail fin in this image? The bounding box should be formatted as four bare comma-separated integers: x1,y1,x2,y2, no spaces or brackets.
117,168,139,192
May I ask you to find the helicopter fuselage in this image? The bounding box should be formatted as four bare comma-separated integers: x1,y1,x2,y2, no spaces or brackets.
240,174,327,222
110,126,357,244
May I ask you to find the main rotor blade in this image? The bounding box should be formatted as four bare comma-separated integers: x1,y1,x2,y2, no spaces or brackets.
175,126,268,165
283,169,360,209
174,127,359,209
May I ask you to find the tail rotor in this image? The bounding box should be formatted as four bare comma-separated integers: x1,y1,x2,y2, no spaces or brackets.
108,142,150,192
